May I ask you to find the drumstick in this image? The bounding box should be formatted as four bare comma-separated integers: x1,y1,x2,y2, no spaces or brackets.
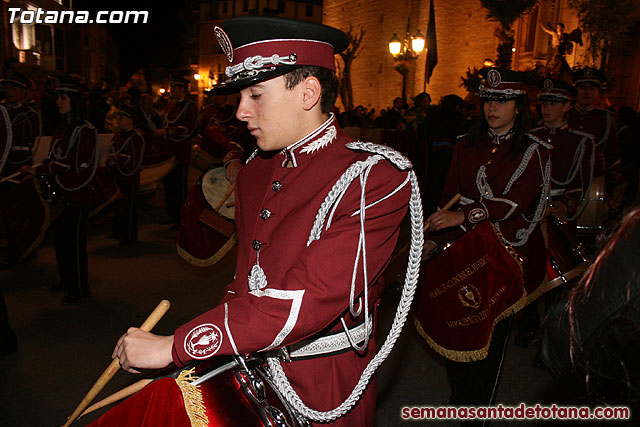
62,300,171,427
390,193,462,264
424,193,462,231
214,182,235,212
0,162,43,184
79,379,153,419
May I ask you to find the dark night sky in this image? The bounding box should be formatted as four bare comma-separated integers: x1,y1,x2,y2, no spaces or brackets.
73,0,192,82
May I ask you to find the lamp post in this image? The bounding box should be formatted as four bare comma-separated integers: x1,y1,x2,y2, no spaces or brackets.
388,22,425,103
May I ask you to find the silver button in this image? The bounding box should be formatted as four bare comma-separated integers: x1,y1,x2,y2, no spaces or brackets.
271,181,282,191
252,240,261,251
260,209,271,220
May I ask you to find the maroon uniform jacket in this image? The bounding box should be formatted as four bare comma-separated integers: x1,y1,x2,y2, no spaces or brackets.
427,131,551,291
566,105,619,180
0,101,41,176
107,129,145,185
530,124,595,222
199,103,253,162
39,121,99,206
172,115,411,425
0,104,10,175
164,98,197,165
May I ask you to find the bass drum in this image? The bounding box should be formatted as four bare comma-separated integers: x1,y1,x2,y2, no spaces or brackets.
577,175,608,233
2,176,61,258
92,356,309,426
177,165,236,267
544,215,589,289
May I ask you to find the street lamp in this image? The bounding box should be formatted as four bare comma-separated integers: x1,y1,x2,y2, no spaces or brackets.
388,23,426,102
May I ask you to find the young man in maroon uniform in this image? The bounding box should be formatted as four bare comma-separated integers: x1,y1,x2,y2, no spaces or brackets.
93,17,416,426
566,67,619,196
162,76,197,230
107,104,145,245
530,78,595,237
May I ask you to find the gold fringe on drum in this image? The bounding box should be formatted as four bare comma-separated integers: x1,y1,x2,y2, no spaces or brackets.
175,368,208,427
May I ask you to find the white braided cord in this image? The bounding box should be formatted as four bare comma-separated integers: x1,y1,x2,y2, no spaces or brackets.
266,159,424,422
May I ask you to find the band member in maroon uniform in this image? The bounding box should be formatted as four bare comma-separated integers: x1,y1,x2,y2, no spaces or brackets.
566,67,619,196
0,102,17,354
0,71,41,267
92,17,416,426
199,92,253,182
0,70,41,177
424,68,551,414
531,78,595,237
107,104,145,245
162,76,197,230
22,77,99,304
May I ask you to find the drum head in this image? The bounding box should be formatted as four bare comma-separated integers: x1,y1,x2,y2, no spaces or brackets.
201,167,235,220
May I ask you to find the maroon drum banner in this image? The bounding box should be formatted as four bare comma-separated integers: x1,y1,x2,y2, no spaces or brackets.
414,222,525,362
88,357,307,427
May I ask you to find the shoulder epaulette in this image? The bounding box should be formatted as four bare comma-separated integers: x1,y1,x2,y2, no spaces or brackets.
567,128,595,140
345,141,412,171
525,133,553,149
529,125,544,133
456,133,468,140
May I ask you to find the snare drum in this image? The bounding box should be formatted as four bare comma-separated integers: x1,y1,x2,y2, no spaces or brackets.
414,222,526,362
577,175,608,232
2,176,57,258
91,355,309,427
544,215,589,289
177,165,236,266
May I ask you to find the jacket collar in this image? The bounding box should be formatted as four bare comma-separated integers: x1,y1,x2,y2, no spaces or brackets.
280,113,339,167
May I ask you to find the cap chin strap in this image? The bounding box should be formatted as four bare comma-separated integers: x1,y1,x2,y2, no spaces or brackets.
266,149,424,423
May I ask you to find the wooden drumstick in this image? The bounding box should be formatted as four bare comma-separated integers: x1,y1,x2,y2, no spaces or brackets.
0,162,42,184
79,379,153,419
424,193,462,231
214,181,235,212
62,299,171,427
390,193,463,264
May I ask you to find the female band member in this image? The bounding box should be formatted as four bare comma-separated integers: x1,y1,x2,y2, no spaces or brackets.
23,77,99,304
423,68,551,417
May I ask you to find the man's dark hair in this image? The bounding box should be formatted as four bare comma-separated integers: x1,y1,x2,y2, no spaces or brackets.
557,22,565,30
283,66,339,114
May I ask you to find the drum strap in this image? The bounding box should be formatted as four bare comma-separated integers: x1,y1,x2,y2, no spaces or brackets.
288,315,373,360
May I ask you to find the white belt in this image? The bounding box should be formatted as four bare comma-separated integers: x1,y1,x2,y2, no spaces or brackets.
550,188,565,197
289,317,373,359
10,146,30,151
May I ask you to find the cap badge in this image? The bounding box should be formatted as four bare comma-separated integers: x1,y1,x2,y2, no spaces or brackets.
487,69,501,88
214,26,234,62
584,68,592,78
543,79,553,92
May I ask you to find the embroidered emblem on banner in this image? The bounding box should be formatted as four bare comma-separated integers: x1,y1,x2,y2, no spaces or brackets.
214,27,233,62
300,125,337,154
543,79,553,92
458,284,482,309
185,323,223,359
487,69,501,87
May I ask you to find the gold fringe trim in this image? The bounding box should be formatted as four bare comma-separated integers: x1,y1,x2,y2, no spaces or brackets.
414,291,529,363
177,232,237,267
175,367,209,427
